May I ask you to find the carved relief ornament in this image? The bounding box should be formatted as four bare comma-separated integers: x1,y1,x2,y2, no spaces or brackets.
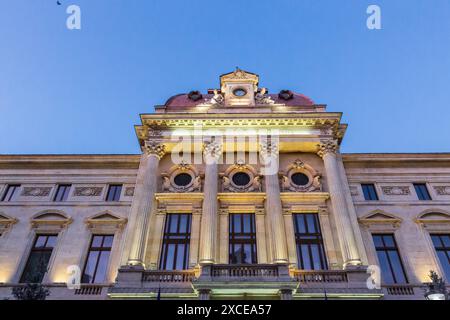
221,161,262,193
162,161,202,193
22,187,52,197
382,186,411,196
143,140,166,159
280,159,322,192
203,141,222,161
317,140,338,158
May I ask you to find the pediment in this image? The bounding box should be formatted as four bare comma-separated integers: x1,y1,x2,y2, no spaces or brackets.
85,211,127,230
30,210,72,229
0,212,18,229
415,209,450,225
359,210,402,226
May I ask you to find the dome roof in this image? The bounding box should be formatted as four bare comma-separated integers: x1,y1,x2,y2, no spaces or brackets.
163,91,314,110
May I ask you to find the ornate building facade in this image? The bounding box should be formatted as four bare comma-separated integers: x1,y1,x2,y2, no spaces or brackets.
0,69,449,300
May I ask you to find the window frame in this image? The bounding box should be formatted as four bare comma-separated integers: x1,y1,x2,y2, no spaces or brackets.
293,213,328,270
81,234,115,284
53,184,72,202
430,233,450,281
19,234,58,283
413,183,432,201
228,213,258,264
372,233,408,284
1,184,21,202
361,183,379,201
105,184,122,202
159,213,192,270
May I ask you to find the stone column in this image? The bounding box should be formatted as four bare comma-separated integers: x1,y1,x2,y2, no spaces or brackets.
317,140,361,267
260,142,288,264
127,140,166,267
218,208,229,264
198,141,222,265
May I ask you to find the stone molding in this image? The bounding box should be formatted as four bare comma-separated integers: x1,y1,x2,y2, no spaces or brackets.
74,187,103,197
85,211,128,231
21,187,52,197
381,186,411,196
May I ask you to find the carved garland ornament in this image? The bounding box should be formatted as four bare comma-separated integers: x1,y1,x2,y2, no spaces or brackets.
221,161,262,193
21,187,52,197
74,187,103,197
162,161,202,193
434,186,450,195
382,186,411,196
280,159,322,192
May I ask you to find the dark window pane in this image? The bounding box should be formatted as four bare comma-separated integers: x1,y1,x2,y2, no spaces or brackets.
414,184,431,200
382,235,395,248
377,251,394,284
372,234,407,284
388,250,407,283
362,184,378,201
82,251,99,283
232,172,251,186
45,236,57,248
159,214,192,270
106,185,122,202
430,234,450,282
82,235,114,284
174,173,192,187
294,213,327,270
229,214,257,264
93,251,110,283
291,173,309,186
102,236,114,248
92,236,103,248
1,185,20,202
54,185,71,202
35,236,47,248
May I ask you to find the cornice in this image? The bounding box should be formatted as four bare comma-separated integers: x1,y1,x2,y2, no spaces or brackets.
0,154,141,169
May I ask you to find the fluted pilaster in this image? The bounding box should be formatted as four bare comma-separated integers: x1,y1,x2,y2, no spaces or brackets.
260,141,288,264
317,140,361,267
126,140,166,267
199,141,222,264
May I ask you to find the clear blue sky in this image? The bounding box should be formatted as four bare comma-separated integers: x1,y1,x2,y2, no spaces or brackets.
1,0,449,154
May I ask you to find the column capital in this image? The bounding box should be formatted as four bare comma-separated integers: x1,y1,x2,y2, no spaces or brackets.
203,141,222,160
259,141,279,159
317,140,338,158
142,140,166,159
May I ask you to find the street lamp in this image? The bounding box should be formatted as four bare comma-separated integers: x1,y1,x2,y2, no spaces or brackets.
424,271,448,300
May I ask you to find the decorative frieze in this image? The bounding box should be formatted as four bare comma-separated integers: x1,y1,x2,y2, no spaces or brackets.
434,186,450,195
349,186,359,196
381,186,410,196
21,187,52,197
125,187,135,197
74,187,103,197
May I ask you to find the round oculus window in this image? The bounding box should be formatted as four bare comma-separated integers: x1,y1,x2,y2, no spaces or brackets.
232,172,251,186
233,88,247,97
291,173,309,186
174,173,193,187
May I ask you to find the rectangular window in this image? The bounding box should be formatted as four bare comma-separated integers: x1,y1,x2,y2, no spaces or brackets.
414,183,432,200
362,184,379,201
229,213,257,264
293,213,327,270
372,234,408,284
53,184,71,202
1,184,20,202
159,214,192,270
20,234,58,283
431,234,450,281
81,235,114,283
106,184,122,202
